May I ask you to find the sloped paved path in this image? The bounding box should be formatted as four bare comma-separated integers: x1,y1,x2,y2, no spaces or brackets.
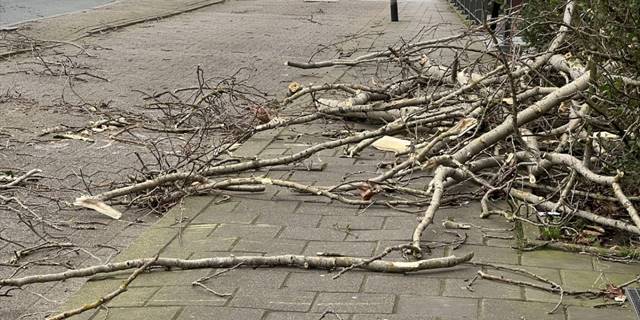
2,0,453,317
55,1,638,319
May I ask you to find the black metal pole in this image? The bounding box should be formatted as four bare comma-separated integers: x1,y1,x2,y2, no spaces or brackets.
489,1,501,31
390,0,399,22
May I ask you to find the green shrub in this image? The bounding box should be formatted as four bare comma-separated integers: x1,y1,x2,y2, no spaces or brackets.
520,0,640,190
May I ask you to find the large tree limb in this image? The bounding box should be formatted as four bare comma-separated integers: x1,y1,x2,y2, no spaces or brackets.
0,253,474,287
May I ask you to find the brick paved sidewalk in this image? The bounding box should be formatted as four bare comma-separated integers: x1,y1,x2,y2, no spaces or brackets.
62,125,639,320
58,1,639,320
3,0,225,43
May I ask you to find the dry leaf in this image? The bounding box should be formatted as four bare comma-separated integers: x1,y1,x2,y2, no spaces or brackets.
371,136,411,153
74,196,122,219
288,82,302,95
605,284,626,302
357,184,380,201
250,105,271,124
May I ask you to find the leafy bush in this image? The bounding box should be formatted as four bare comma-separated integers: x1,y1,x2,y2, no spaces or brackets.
520,0,640,190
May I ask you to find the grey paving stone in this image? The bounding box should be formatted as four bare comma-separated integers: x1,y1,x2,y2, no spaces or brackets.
560,269,640,292
199,268,289,289
319,215,385,230
177,306,265,320
272,189,332,204
235,199,300,216
89,307,181,320
352,315,436,320
162,236,237,257
210,224,282,240
279,227,346,241
449,244,519,265
487,264,561,283
193,209,260,225
443,278,522,299
521,250,594,270
233,135,275,157
296,203,358,215
284,270,365,292
313,156,356,167
396,295,478,319
197,200,239,216
289,171,347,183
192,201,258,225
113,227,178,262
364,274,440,296
129,269,210,287
173,225,218,241
230,289,316,312
312,293,395,314
153,196,215,228
256,212,321,227
484,236,518,248
188,251,264,259
434,227,485,246
383,216,419,229
438,203,487,219
260,148,289,156
265,312,352,320
345,229,411,241
109,287,159,307
64,311,95,320
523,287,607,307
593,259,640,274
479,299,564,320
566,306,636,320
356,206,415,217
234,239,307,255
147,285,231,306
303,241,376,257
62,279,120,306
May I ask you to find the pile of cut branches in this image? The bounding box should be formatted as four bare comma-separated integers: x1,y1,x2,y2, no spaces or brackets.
3,0,640,296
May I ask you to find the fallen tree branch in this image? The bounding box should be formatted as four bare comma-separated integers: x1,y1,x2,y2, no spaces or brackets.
0,253,474,287
45,256,158,320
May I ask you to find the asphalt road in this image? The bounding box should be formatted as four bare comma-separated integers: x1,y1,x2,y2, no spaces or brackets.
0,0,113,26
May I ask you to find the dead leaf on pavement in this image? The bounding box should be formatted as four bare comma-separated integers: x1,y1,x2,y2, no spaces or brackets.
74,196,122,219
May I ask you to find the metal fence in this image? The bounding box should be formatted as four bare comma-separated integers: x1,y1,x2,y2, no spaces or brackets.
449,0,493,24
